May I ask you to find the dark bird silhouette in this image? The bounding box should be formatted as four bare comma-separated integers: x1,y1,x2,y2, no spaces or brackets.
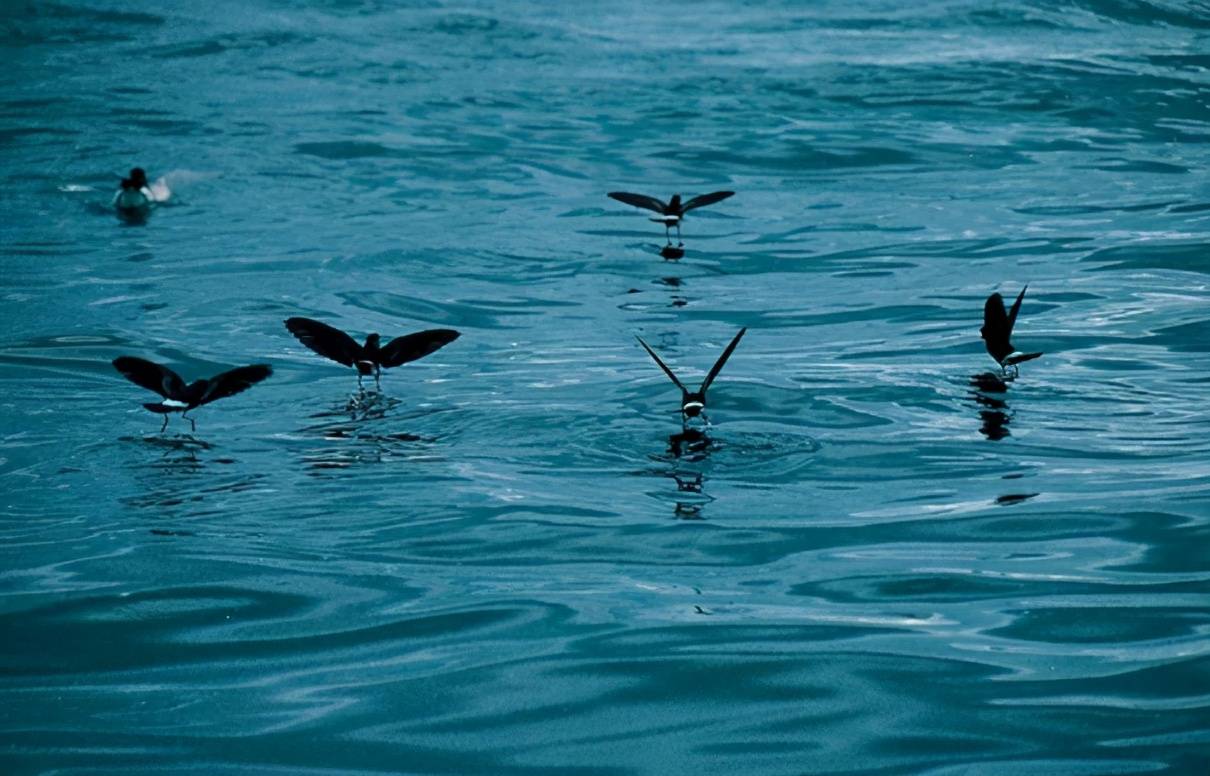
981,285,1043,377
113,167,152,215
284,317,460,389
637,328,747,425
607,191,734,246
112,356,272,432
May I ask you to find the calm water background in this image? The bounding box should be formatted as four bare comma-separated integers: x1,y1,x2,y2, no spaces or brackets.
2,1,1210,773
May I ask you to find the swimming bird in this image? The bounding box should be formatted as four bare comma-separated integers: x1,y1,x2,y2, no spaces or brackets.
112,356,272,433
112,167,153,215
607,191,735,245
636,328,747,425
284,317,460,390
981,286,1043,377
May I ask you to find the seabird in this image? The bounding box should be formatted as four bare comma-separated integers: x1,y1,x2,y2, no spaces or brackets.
112,167,153,215
981,286,1043,377
112,356,272,432
607,191,735,246
636,327,747,425
284,317,460,389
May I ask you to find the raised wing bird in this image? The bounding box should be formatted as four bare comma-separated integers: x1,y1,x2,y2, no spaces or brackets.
607,191,734,246
980,286,1043,377
112,356,271,432
285,317,460,390
636,328,747,425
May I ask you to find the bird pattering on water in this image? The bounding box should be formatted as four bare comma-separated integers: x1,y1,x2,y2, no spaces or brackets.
112,167,171,217
112,167,153,214
981,286,1043,377
284,317,460,390
112,356,272,433
637,328,747,425
607,191,735,246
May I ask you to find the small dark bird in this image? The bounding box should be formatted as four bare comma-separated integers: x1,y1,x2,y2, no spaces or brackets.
637,328,747,425
981,286,1043,377
284,317,460,389
607,191,735,246
113,167,152,214
112,356,272,433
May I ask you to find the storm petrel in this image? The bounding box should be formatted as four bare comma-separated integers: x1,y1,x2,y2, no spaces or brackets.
636,327,747,425
981,286,1043,377
607,191,735,246
112,356,272,432
284,317,460,389
112,167,153,215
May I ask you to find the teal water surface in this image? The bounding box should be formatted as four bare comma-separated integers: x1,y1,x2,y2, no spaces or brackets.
2,1,1210,774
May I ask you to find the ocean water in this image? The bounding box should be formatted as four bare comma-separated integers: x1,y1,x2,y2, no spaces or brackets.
2,1,1210,773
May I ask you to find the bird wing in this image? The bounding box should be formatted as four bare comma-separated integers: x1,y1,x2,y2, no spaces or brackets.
285,317,362,367
636,337,687,393
608,192,667,214
981,293,1013,362
112,356,186,399
701,327,747,393
1006,285,1028,337
378,329,461,368
198,364,272,405
1003,351,1043,366
680,191,735,213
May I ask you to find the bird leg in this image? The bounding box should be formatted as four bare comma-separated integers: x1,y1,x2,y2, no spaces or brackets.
664,224,672,246
374,365,381,391
676,222,683,246
183,412,196,433
160,415,169,433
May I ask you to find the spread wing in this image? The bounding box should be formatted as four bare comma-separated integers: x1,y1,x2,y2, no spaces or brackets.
981,293,1012,362
701,327,747,393
608,192,667,214
379,329,461,368
1003,351,1043,366
636,337,687,392
112,356,186,399
680,191,735,213
199,365,272,406
1006,285,1028,337
285,317,362,367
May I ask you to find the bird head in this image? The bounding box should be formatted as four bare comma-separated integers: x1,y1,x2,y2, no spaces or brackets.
364,333,381,350
124,168,148,189
668,194,682,210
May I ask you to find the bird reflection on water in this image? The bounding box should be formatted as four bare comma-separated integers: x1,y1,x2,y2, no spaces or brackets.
298,391,433,473
343,388,400,420
657,276,688,308
969,372,1012,441
663,427,716,520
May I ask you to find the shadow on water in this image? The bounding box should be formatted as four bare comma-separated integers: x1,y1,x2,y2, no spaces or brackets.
118,435,263,516
115,207,150,226
657,275,689,308
969,371,1012,441
295,390,437,474
120,433,212,459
